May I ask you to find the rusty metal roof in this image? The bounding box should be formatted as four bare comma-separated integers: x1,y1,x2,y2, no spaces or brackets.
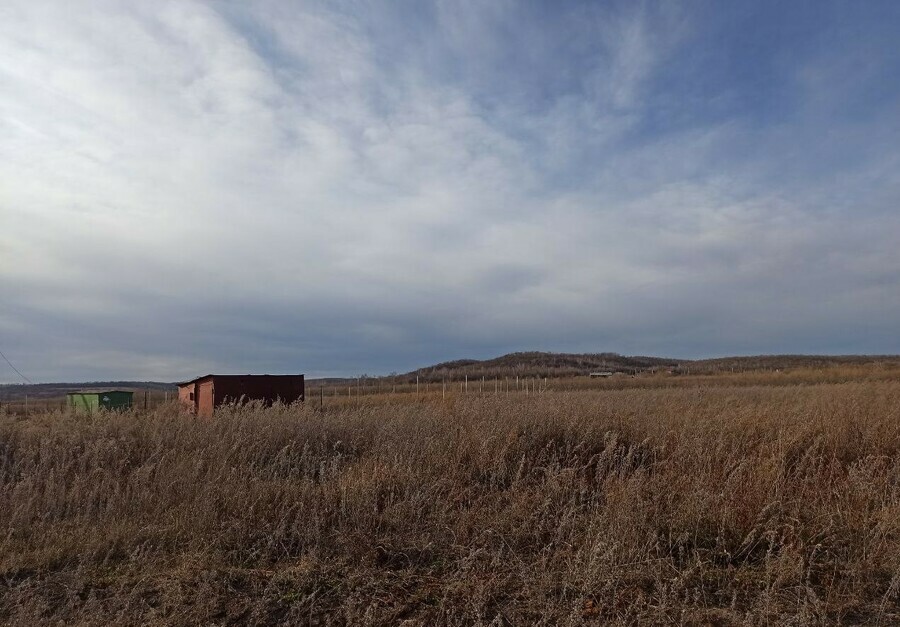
175,374,304,387
175,374,214,386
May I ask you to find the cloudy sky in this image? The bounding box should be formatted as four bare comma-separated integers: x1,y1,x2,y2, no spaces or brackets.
2,1,899,382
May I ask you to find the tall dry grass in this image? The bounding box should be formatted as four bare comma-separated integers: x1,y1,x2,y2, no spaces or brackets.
2,378,900,625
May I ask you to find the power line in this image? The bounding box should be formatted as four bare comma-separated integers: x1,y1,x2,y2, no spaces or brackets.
0,348,33,385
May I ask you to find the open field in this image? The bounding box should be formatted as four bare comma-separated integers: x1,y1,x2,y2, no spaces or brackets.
3,370,900,624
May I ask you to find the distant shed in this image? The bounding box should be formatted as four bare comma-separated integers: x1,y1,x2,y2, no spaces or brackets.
67,390,133,414
177,374,305,417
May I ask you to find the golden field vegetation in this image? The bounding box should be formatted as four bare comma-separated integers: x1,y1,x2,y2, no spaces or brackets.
2,372,900,625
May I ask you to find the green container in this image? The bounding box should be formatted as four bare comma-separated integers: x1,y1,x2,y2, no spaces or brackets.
67,390,133,414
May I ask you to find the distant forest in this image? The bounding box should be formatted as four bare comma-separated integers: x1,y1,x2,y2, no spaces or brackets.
3,353,899,400
406,352,900,383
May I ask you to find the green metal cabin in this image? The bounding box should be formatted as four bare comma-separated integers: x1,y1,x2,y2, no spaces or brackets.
67,390,133,414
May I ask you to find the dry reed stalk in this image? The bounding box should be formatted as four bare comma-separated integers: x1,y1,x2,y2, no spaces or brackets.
1,376,899,624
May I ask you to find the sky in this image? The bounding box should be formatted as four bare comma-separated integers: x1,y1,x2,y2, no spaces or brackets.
2,1,900,382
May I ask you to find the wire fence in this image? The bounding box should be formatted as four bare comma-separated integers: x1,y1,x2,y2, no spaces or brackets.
0,390,175,416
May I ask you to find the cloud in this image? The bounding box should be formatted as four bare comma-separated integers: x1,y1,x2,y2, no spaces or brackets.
1,0,899,382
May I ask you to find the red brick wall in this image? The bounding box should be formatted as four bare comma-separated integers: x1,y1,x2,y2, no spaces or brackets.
197,380,215,418
178,384,196,413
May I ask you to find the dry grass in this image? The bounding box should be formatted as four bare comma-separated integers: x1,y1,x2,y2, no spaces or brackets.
2,375,900,625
